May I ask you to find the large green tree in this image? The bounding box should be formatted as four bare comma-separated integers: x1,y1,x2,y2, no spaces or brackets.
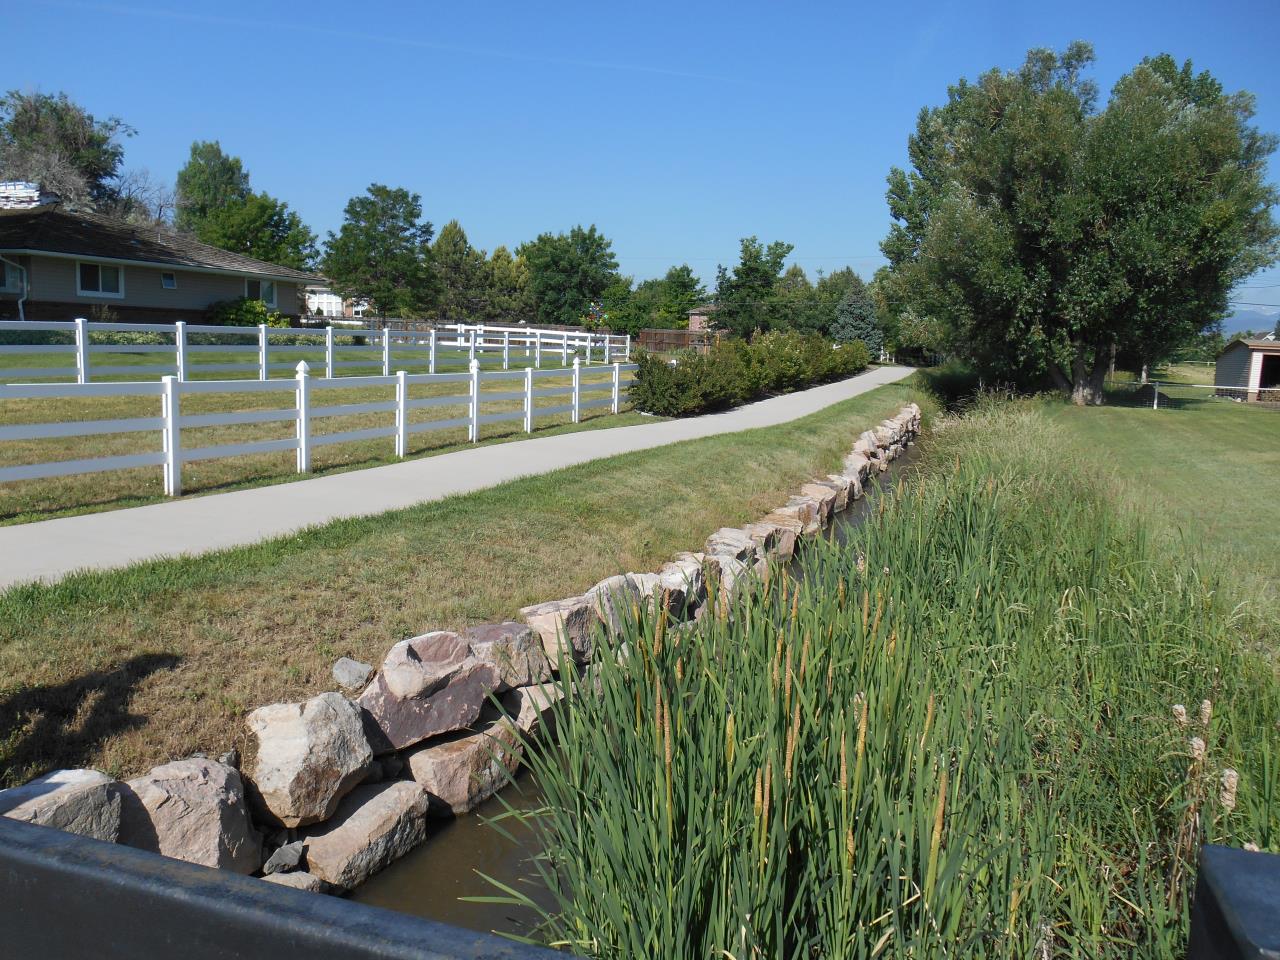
713,237,793,338
518,225,620,326
831,285,883,353
0,91,132,205
432,220,487,324
323,184,437,317
602,264,707,335
882,43,1279,403
175,141,316,269
482,246,533,324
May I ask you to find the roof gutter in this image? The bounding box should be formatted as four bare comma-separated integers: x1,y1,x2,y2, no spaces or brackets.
0,254,28,321
0,247,323,286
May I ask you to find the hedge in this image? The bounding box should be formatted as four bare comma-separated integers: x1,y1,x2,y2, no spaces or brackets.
629,330,870,417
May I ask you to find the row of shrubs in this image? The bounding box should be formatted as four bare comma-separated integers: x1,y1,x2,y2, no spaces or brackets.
628,330,871,416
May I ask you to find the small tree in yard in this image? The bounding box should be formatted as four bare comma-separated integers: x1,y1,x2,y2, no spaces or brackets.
881,43,1279,404
831,284,882,354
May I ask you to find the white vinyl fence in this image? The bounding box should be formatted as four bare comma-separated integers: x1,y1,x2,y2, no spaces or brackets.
0,358,637,496
1103,380,1280,409
0,319,631,385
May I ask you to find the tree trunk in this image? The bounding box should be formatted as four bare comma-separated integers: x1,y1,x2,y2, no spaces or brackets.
1068,345,1109,406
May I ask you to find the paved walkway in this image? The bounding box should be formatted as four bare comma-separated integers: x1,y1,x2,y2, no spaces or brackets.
0,365,914,588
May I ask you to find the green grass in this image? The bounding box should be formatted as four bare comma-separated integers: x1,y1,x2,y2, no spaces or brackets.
0,378,928,787
0,361,629,524
1043,391,1280,593
501,399,1280,958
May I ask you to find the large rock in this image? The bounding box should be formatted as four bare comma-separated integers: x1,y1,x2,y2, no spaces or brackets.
842,452,871,483
656,555,706,619
380,631,470,700
704,527,758,564
585,574,646,635
519,595,599,664
705,554,750,608
504,682,566,741
463,621,552,691
358,640,498,755
300,781,431,890
743,519,799,562
0,769,121,842
403,719,521,816
800,483,840,524
118,758,259,874
787,496,826,534
246,692,372,827
821,475,852,511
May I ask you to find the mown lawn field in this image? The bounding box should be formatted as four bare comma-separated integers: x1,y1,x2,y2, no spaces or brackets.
1045,393,1280,591
0,377,928,786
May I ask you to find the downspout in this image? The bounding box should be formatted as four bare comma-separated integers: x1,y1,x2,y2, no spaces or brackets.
0,255,28,321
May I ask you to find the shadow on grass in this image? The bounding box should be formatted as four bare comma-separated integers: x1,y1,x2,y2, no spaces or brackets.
0,652,180,787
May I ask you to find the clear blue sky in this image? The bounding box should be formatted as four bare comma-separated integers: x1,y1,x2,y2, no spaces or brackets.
7,0,1280,318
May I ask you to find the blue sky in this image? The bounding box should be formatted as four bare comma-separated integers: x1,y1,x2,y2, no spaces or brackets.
6,0,1280,320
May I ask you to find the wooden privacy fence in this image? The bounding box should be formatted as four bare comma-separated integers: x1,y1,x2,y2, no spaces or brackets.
636,328,725,355
0,319,631,384
0,359,637,496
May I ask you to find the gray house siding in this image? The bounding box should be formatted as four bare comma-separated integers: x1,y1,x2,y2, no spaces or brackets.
1215,342,1252,389
0,254,303,322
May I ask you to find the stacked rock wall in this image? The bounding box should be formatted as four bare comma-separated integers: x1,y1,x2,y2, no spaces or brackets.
0,403,922,894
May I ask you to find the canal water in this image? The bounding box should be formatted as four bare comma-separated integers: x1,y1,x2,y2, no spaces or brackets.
352,448,916,936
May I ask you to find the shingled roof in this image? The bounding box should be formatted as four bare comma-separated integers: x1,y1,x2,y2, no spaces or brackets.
0,207,324,284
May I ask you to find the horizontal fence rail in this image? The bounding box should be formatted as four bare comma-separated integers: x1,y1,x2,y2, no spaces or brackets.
0,319,631,385
1103,379,1280,409
0,359,637,496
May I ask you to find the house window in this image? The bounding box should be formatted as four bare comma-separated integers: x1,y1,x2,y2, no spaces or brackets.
77,261,124,298
161,272,177,290
246,278,277,308
0,261,18,293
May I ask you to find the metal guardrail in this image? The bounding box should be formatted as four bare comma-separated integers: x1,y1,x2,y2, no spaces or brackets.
0,816,564,959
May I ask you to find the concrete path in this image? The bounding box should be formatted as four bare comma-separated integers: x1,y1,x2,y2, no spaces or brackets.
0,365,914,588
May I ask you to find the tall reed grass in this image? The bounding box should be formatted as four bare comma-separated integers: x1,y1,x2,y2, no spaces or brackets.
494,400,1280,958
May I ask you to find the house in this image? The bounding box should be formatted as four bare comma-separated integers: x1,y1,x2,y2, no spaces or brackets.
687,303,720,331
304,284,369,319
1215,337,1280,401
0,182,322,323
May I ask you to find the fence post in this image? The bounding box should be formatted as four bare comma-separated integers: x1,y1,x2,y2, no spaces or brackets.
535,332,542,369
295,361,311,474
503,331,510,370
161,375,182,496
382,328,392,377
612,361,621,413
74,317,89,384
561,332,568,365
572,356,581,423
603,336,611,365
429,328,437,375
625,334,631,361
524,366,534,433
258,324,269,380
174,321,188,381
1153,381,1159,411
469,329,477,364
469,358,480,442
395,369,408,457
325,326,335,379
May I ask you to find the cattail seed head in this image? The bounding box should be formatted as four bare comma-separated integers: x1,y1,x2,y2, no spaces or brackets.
1172,704,1188,727
1220,769,1239,812
1199,700,1213,728
1245,842,1260,852
1189,736,1206,761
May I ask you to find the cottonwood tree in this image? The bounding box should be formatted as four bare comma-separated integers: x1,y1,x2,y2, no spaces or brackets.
881,43,1279,403
518,225,619,327
175,141,316,268
323,184,438,317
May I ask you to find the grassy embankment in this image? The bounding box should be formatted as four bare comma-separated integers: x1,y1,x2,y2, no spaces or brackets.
507,397,1280,958
0,348,633,524
0,377,926,787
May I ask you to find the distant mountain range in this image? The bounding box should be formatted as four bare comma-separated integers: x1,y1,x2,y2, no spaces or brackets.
1225,306,1278,337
